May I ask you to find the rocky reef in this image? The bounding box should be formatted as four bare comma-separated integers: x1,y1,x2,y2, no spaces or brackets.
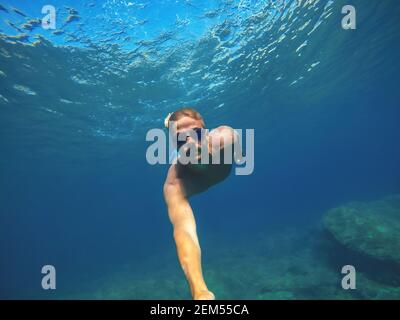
60,195,400,300
323,195,400,264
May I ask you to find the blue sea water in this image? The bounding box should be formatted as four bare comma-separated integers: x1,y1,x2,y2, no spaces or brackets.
0,0,399,299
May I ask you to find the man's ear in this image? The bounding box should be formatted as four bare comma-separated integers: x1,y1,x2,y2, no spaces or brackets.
164,112,173,128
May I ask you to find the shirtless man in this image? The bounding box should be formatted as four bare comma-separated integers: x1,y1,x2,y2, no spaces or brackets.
163,107,239,300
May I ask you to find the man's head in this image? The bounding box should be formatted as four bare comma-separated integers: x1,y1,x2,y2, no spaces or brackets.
165,108,208,161
164,107,205,132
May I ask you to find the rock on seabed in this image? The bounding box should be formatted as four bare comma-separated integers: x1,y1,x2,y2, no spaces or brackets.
323,195,400,264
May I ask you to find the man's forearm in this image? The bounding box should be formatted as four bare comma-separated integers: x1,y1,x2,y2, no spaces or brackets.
164,183,211,299
173,224,208,297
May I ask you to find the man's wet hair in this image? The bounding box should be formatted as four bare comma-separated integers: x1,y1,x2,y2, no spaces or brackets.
165,107,205,129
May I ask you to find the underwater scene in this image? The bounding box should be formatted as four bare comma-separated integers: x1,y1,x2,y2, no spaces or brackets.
0,0,399,300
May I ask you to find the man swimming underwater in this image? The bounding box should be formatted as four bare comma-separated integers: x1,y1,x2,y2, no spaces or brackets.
163,108,239,300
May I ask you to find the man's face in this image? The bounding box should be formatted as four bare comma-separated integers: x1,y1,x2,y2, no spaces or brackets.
172,116,207,159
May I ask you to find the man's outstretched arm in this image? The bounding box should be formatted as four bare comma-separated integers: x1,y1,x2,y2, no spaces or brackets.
163,182,214,300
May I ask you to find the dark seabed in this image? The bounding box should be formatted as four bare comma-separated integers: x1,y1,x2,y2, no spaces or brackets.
0,0,399,299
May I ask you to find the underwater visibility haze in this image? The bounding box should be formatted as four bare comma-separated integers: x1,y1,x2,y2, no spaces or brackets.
0,0,400,299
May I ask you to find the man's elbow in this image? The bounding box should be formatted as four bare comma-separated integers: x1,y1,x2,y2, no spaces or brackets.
163,182,172,201
163,181,180,205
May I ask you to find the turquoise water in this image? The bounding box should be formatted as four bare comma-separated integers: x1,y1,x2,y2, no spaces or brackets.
0,0,399,299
